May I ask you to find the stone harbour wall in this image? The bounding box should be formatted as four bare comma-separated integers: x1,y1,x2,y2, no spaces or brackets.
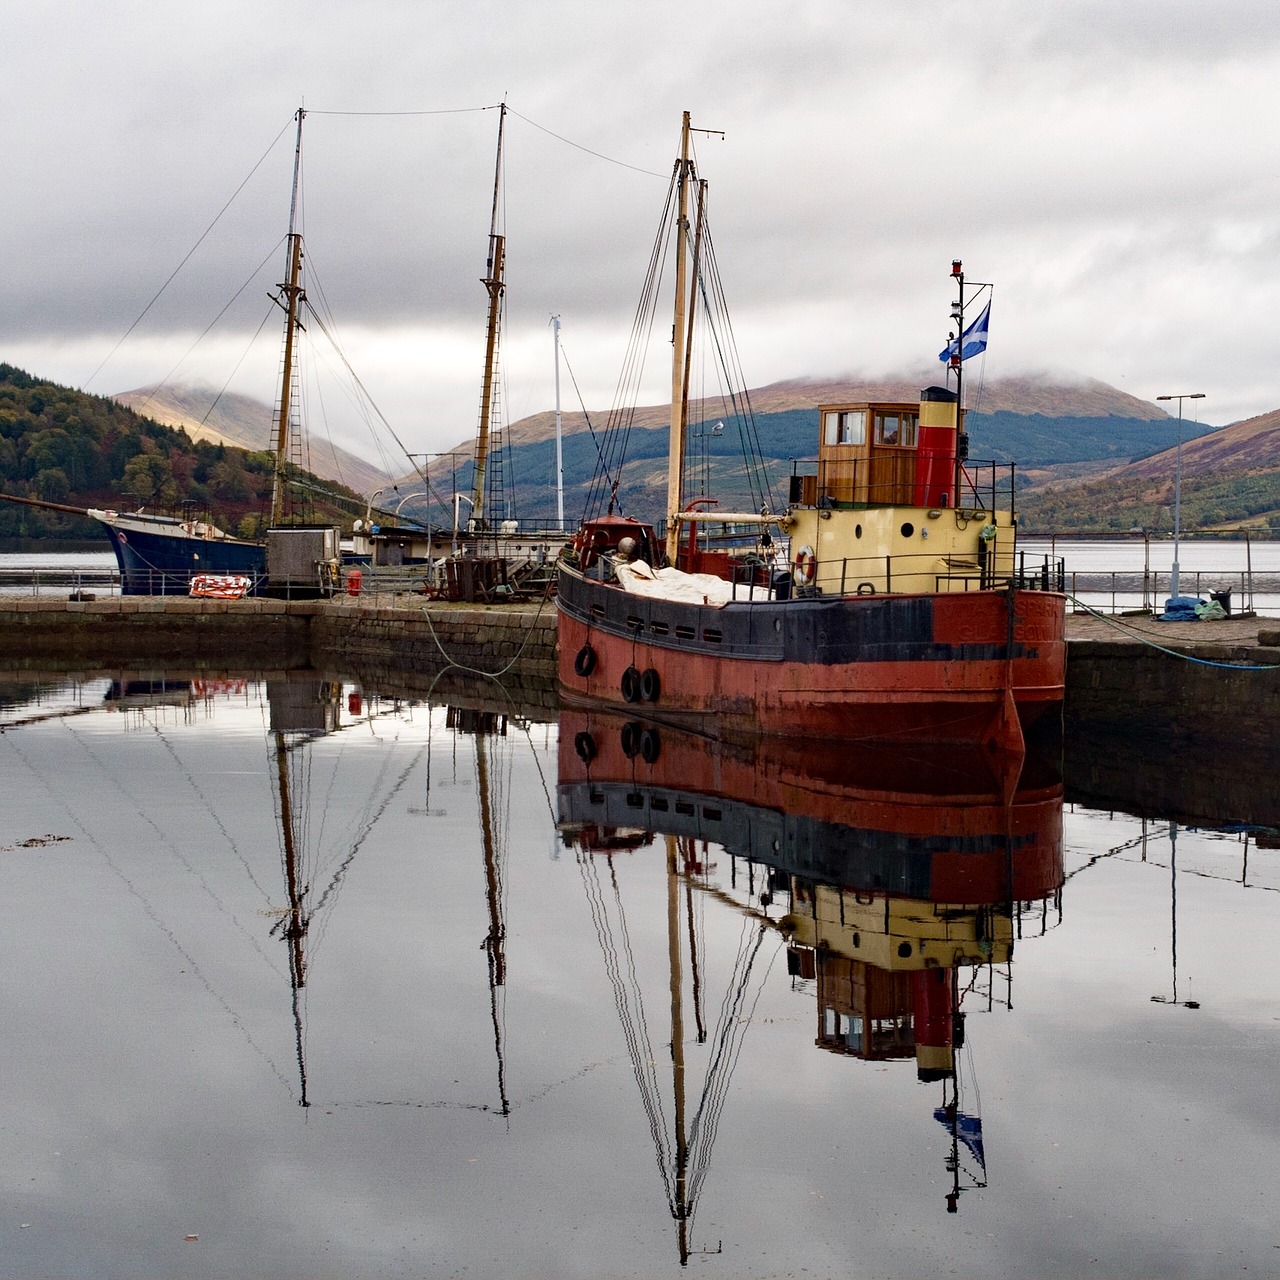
0,597,559,711
1064,637,1280,750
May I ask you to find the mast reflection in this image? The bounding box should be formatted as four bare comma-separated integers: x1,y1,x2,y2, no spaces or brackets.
266,679,343,1108
558,708,1064,1234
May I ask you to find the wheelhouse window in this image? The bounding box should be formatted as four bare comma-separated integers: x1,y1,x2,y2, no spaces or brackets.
875,410,917,447
824,409,866,446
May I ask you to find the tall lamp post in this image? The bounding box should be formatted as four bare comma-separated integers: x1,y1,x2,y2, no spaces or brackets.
1154,392,1204,601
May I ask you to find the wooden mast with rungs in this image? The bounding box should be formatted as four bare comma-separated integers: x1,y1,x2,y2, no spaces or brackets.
470,103,507,530
270,108,307,527
663,112,693,563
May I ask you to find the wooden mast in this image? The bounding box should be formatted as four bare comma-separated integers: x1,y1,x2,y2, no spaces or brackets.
470,103,507,529
270,107,307,527
664,112,694,563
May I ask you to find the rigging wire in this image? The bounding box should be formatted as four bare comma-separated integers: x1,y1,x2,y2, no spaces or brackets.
506,107,670,180
0,728,296,1099
295,255,421,490
306,106,498,116
63,716,286,980
85,114,299,391
685,920,782,1219
576,848,677,1207
128,238,287,428
583,164,681,523
558,342,619,517
150,718,277,907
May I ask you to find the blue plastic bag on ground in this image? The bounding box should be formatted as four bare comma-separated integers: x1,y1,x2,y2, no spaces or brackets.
1159,595,1202,621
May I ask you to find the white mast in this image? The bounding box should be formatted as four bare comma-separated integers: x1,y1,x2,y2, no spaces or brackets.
552,314,565,531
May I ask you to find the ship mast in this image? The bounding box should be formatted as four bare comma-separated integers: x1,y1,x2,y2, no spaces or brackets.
664,112,694,563
470,103,508,530
270,107,307,527
552,314,565,531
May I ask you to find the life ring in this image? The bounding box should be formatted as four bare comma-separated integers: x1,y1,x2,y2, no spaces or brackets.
620,665,642,703
640,728,661,764
574,731,597,764
640,667,661,703
573,644,597,677
792,544,816,586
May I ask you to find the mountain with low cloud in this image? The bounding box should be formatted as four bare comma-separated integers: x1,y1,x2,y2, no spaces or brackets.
497,373,1170,450
113,384,394,498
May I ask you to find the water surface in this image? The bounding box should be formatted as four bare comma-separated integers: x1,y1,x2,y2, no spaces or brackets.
1,675,1277,1278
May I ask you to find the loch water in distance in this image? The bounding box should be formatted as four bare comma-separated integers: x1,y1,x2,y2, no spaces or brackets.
1,673,1277,1279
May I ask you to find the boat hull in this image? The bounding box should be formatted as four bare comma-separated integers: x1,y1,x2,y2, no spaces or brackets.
556,563,1065,748
557,706,1064,904
94,514,266,596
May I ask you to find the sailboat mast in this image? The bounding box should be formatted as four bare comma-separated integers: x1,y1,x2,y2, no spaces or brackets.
664,111,694,563
552,314,565,530
270,107,307,527
471,103,508,529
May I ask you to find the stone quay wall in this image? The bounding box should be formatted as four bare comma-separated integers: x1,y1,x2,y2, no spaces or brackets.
0,596,560,713
1064,618,1280,751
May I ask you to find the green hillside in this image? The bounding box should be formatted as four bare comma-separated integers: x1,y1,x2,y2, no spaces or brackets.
442,407,1215,528
1017,465,1280,536
0,364,363,541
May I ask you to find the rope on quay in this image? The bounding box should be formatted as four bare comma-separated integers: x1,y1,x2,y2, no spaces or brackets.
418,589,556,680
1067,595,1280,671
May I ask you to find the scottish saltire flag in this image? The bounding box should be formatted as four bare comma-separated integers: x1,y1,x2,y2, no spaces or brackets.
934,1106,987,1172
939,300,991,363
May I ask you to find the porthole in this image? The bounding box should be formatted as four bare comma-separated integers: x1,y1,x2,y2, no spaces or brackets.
855,523,862,539
899,521,915,538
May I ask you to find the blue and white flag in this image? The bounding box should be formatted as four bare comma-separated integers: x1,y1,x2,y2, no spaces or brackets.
939,300,991,363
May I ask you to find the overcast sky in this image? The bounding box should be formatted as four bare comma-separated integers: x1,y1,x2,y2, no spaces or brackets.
4,0,1276,465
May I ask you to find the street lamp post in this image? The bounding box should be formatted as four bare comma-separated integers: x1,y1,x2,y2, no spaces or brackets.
1154,393,1205,602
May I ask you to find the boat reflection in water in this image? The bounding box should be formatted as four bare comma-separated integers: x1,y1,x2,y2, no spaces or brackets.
558,708,1064,1248
265,679,345,1109
268,686,520,1118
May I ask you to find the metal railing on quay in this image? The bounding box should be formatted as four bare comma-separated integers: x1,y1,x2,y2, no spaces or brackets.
0,568,122,598
1067,567,1265,616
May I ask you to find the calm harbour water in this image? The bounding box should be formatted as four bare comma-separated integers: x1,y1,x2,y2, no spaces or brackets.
1,674,1277,1278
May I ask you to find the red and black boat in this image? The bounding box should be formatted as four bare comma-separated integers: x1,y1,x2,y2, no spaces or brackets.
556,113,1066,755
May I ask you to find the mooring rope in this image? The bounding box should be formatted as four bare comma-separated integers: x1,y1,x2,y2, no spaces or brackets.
418,588,555,679
1067,594,1280,671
